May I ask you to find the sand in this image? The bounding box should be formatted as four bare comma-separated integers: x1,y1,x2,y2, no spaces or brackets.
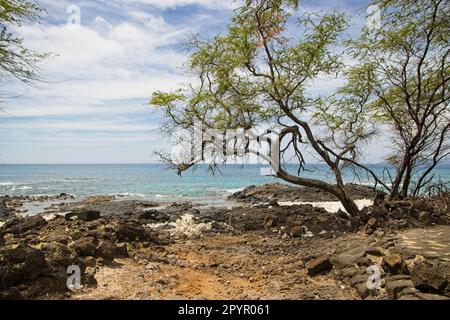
278,199,374,213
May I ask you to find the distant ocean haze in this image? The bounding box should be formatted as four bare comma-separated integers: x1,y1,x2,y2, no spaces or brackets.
1,164,449,205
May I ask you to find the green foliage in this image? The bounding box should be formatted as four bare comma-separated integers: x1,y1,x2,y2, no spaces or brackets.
339,0,450,197
150,0,378,215
348,0,450,119
0,0,48,84
150,0,347,132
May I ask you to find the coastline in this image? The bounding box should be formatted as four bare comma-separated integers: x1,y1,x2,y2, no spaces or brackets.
1,183,450,300
0,182,378,218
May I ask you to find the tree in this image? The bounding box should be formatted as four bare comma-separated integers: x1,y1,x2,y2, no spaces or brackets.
150,0,376,217
0,0,48,86
340,0,449,199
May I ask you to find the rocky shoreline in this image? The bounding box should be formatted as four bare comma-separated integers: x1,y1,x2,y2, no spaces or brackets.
228,183,377,203
1,185,450,300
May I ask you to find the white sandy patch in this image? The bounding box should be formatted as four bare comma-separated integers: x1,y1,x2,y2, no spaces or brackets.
224,188,245,194
41,212,68,221
278,199,373,213
145,214,212,238
143,205,168,211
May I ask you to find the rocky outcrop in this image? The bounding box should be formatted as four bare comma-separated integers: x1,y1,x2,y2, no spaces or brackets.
0,210,170,299
411,260,450,296
1,190,449,300
0,244,47,290
201,203,356,237
330,246,382,269
229,183,376,204
1,216,47,235
0,199,12,221
385,275,415,299
382,254,408,275
331,233,450,300
305,256,332,276
65,209,101,222
360,199,450,234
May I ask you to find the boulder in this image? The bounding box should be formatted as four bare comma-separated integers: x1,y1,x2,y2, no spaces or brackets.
290,226,305,238
350,274,369,287
331,246,380,269
139,210,159,220
387,274,412,281
338,267,362,280
68,237,97,257
0,199,12,221
0,244,47,289
355,257,372,267
40,233,70,245
382,254,408,275
66,209,100,222
385,278,415,300
305,255,332,276
111,221,146,242
116,242,129,257
411,261,449,295
1,216,47,235
80,256,97,268
397,286,420,299
354,283,378,299
331,250,365,269
41,243,76,267
96,240,116,259
365,246,383,256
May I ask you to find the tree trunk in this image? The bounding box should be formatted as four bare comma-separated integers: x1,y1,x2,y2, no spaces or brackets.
277,168,361,217
335,188,360,217
389,157,410,200
400,162,413,198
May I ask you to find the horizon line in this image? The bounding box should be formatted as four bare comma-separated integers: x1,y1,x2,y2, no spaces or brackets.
0,162,398,166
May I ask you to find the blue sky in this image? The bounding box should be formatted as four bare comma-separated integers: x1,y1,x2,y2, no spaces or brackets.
0,0,387,164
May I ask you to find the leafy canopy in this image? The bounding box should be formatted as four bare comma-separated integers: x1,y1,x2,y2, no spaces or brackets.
0,0,48,84
151,0,348,133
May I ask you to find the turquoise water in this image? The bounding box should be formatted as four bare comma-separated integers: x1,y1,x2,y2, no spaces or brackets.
1,164,449,204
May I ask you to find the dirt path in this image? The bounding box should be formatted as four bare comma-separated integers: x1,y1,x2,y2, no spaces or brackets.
71,233,360,300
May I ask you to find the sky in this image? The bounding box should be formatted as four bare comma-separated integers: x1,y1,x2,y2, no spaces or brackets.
0,0,389,164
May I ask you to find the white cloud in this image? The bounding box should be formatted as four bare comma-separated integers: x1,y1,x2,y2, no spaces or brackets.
5,12,191,114
130,0,239,10
0,5,197,163
0,0,377,164
1,119,158,132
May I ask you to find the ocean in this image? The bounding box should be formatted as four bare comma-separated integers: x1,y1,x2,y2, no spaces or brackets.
1,164,449,206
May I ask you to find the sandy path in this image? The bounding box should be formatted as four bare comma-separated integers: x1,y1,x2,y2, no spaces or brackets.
396,225,450,261
71,233,360,300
